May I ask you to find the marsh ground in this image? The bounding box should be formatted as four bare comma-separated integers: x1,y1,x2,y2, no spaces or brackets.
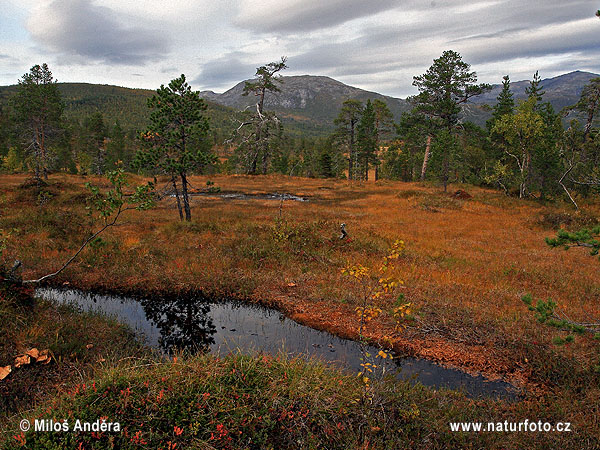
1,173,599,448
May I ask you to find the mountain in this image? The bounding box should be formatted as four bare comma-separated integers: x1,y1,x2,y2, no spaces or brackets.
471,71,599,113
0,83,239,138
200,75,412,135
1,71,597,139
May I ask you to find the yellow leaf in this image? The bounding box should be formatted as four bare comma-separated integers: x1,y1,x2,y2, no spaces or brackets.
378,350,388,359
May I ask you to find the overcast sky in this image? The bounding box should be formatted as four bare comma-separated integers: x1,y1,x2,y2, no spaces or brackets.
0,0,598,97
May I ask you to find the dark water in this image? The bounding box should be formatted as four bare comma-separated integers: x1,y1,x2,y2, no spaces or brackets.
185,192,308,202
36,288,519,400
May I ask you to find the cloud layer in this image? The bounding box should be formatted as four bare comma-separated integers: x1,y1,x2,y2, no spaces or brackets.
0,0,597,97
27,0,170,65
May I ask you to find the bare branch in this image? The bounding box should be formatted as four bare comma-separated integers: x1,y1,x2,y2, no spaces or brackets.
22,205,136,284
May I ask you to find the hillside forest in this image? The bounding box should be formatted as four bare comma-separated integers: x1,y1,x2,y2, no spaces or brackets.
0,51,599,207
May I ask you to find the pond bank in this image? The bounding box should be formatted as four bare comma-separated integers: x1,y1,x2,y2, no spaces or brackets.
37,287,520,400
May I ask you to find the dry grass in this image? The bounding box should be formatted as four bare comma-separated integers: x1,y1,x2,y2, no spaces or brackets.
2,173,599,388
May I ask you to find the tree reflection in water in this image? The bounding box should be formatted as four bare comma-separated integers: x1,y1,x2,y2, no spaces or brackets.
140,295,216,354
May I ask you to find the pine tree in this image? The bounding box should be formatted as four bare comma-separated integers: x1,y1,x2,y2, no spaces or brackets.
136,74,211,221
372,99,394,180
12,63,63,180
410,50,491,190
334,99,363,180
356,100,377,180
572,77,600,140
240,57,287,174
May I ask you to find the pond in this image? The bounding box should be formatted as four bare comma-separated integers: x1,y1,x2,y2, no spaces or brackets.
171,191,308,202
36,288,519,400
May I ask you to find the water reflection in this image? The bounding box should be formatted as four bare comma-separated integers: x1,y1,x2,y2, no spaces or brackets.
36,288,519,400
139,295,216,354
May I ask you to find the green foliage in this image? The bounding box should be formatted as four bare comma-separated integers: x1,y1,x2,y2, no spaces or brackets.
235,57,288,175
372,99,394,142
12,63,64,179
137,75,211,176
522,289,600,370
487,75,514,131
525,71,545,106
491,98,545,198
385,111,432,181
2,147,24,173
545,226,600,258
334,99,363,180
242,57,288,101
522,294,590,335
410,50,491,130
356,99,377,180
409,50,491,190
136,74,212,221
85,168,154,223
522,294,558,324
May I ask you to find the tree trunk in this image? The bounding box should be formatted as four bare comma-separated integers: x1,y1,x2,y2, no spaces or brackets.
172,176,184,221
262,152,268,175
261,136,269,175
443,155,449,192
180,172,192,221
250,125,261,175
420,135,432,181
348,122,355,181
40,123,48,180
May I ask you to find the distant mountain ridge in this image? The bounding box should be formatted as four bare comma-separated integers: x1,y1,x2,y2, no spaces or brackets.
470,70,599,113
1,70,597,137
200,71,599,130
199,75,412,134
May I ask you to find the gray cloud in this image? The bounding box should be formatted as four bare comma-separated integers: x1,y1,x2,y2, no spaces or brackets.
284,0,600,94
1,0,598,97
27,0,170,65
193,52,258,91
459,22,599,65
234,0,401,33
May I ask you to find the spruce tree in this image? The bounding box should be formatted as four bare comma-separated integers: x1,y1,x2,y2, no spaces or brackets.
84,112,108,175
526,71,545,107
487,75,514,131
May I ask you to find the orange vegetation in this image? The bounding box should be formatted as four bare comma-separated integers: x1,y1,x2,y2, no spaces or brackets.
2,173,599,391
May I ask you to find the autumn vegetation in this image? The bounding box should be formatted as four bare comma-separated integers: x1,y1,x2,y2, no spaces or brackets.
1,47,600,448
1,171,600,447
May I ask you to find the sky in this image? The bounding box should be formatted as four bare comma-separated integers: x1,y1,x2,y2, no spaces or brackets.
0,0,598,98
